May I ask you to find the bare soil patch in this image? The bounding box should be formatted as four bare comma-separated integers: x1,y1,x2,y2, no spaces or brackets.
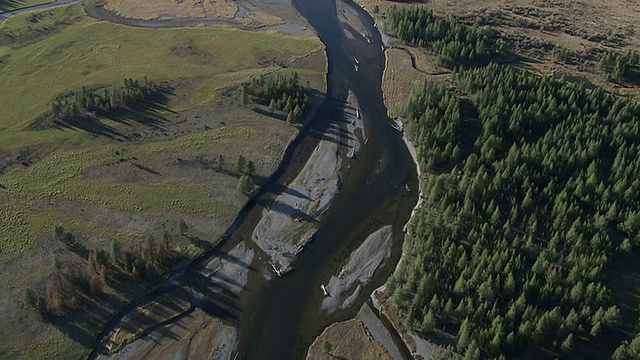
97,308,238,360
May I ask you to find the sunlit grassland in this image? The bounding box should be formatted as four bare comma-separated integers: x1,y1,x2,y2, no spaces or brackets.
0,5,326,358
0,3,325,255
0,4,323,131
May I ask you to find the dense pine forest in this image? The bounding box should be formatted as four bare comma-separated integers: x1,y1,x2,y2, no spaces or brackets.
598,49,640,84
384,5,504,67
245,72,310,124
389,63,640,358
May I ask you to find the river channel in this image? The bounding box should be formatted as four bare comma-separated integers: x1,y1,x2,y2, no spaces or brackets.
231,0,419,358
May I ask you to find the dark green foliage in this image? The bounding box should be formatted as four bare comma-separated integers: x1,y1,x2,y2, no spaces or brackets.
246,72,310,123
236,155,246,173
598,50,640,84
384,5,504,68
552,46,576,64
392,63,640,357
237,175,254,194
46,77,159,122
613,333,640,360
321,340,333,354
23,287,40,311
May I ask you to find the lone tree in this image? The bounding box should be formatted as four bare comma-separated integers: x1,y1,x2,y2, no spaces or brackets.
218,154,225,170
237,175,254,194
241,84,249,105
321,340,333,355
236,155,246,173
23,288,39,311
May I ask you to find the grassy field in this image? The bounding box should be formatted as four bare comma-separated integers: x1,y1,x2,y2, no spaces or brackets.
0,3,326,359
306,318,391,360
0,0,50,12
104,0,237,20
103,0,284,26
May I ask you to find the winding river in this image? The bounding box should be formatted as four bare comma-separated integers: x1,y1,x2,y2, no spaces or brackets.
235,0,418,358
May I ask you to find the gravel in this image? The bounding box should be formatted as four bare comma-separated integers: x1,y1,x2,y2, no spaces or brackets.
321,225,393,312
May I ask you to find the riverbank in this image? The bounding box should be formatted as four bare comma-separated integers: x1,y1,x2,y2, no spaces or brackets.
305,314,390,360
97,308,238,360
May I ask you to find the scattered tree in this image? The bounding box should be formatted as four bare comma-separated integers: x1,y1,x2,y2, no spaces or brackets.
237,175,254,194
321,340,333,355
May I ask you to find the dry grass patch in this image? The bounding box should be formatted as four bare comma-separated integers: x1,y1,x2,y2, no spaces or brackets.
104,0,240,20
104,0,204,20
306,318,391,360
242,10,284,27
382,48,429,117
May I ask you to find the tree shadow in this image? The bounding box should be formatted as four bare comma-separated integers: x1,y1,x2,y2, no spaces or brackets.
0,0,24,12
132,162,162,176
179,269,239,321
207,247,256,270
256,197,319,223
252,106,287,121
103,86,175,129
263,181,312,201
52,114,123,140
33,86,175,140
307,127,350,147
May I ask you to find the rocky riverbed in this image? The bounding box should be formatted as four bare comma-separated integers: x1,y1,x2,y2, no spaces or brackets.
251,91,365,275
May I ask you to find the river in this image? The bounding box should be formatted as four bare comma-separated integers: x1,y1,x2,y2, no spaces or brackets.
233,0,418,358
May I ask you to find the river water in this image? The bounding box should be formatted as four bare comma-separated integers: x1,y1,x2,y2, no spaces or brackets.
233,0,418,358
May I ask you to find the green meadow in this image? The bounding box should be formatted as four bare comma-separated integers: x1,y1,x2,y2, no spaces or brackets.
0,3,326,359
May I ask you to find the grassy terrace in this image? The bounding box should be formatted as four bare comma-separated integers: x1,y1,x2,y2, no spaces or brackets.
0,3,326,359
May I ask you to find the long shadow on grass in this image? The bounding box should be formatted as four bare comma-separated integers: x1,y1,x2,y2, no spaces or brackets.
43,86,175,139
103,86,175,129
0,0,24,12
